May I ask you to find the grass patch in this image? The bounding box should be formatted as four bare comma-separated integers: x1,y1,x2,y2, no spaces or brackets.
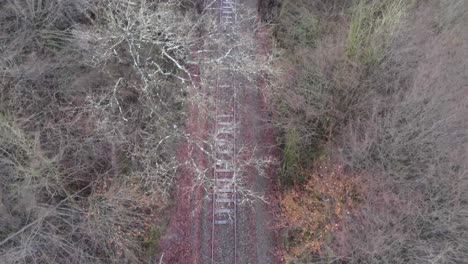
346,0,406,64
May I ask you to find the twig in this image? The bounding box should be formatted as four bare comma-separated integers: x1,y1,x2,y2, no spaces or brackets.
0,183,92,247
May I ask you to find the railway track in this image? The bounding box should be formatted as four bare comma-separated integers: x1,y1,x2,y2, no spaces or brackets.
211,0,239,263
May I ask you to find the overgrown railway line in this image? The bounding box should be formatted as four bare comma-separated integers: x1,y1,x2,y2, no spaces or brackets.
210,0,239,263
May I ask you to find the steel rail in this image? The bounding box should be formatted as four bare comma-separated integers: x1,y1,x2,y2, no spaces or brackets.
211,0,238,263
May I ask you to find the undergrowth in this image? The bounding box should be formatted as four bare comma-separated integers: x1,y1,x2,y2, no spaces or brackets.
0,0,198,263
280,161,363,262
270,0,468,263
346,0,406,64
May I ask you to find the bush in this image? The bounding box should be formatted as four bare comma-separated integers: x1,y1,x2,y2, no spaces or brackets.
272,0,468,263
0,0,197,263
337,4,468,260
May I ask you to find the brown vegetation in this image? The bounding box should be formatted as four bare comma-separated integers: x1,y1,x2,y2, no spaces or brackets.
0,0,199,263
280,161,363,260
269,0,468,263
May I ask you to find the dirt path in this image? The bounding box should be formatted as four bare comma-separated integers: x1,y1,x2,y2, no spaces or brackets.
161,1,280,263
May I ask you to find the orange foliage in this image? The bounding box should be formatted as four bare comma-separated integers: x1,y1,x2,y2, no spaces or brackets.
280,162,362,258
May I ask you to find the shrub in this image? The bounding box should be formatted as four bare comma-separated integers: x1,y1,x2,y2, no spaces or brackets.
0,0,196,263
273,0,321,50
272,0,468,263
337,5,468,260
